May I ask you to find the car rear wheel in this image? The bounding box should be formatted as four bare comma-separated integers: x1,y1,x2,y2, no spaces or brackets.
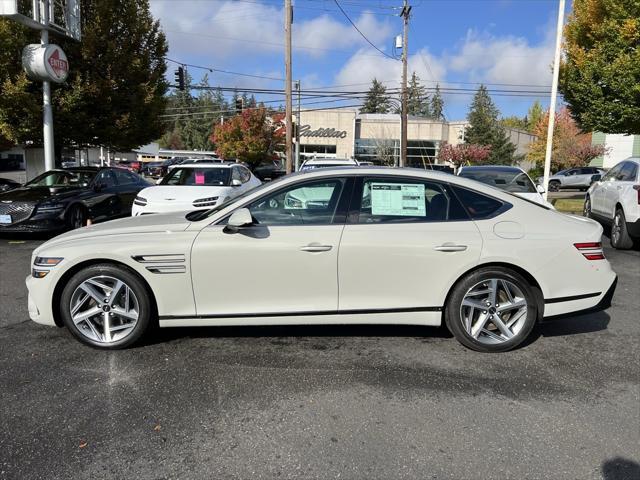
445,267,538,353
583,196,592,218
60,264,152,349
610,208,634,250
548,181,560,192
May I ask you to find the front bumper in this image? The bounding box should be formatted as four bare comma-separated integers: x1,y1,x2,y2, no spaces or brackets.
0,211,66,233
26,274,57,326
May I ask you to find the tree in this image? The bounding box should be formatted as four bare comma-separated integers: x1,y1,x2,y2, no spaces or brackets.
211,107,284,167
526,101,544,133
0,0,168,156
360,78,391,114
437,142,492,168
465,85,516,164
560,0,640,134
501,116,529,131
430,84,444,120
526,107,607,172
406,72,430,117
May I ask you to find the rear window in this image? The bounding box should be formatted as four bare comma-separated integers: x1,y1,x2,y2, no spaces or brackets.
459,169,536,193
451,186,509,219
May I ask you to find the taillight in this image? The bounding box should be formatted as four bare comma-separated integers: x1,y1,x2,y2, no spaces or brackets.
574,242,605,260
633,185,640,204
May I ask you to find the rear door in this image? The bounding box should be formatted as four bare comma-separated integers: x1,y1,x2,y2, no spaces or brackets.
605,161,639,218
113,169,145,215
337,176,483,312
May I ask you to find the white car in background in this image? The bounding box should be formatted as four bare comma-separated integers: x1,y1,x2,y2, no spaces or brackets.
585,157,640,249
132,163,260,215
457,165,554,208
300,158,359,170
27,167,616,353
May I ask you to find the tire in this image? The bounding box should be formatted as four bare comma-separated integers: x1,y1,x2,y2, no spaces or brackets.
610,208,634,250
445,267,538,353
548,181,560,192
66,204,87,230
60,263,152,349
583,196,592,219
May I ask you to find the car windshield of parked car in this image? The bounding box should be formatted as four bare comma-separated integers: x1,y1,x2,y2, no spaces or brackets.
25,170,96,188
459,169,536,193
160,167,231,186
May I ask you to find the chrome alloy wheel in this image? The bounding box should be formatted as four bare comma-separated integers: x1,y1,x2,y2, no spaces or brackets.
612,212,622,246
69,275,140,344
460,278,529,345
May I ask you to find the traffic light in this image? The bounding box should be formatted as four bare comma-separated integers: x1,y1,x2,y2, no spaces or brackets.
235,98,243,114
174,66,185,91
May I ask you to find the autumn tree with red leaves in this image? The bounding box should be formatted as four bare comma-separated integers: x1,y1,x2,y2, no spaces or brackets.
211,108,284,168
437,142,492,168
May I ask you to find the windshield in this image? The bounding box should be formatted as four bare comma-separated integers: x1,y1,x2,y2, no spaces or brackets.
459,169,536,193
160,167,231,186
26,170,96,188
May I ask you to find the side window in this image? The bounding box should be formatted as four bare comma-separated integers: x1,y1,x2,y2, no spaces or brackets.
246,179,345,226
231,167,242,183
566,169,577,176
114,169,137,185
239,166,251,183
95,170,117,188
358,178,468,224
603,163,623,182
618,162,638,181
451,186,507,220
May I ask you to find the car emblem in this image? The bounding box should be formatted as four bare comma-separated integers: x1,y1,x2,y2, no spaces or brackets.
164,198,175,201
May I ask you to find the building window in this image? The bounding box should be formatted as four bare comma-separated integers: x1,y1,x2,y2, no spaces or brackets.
299,144,337,158
355,139,438,167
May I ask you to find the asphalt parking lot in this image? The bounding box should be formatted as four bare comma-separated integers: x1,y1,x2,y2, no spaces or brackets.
0,236,638,480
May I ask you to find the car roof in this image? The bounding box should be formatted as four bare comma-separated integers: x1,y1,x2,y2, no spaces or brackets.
172,162,237,169
459,165,524,173
302,158,357,164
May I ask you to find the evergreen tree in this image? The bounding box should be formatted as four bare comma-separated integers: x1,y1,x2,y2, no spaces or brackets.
430,84,444,120
0,0,168,155
406,72,430,117
526,100,544,132
465,85,516,164
360,78,391,114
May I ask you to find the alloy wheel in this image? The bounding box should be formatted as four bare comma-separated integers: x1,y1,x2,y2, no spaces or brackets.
612,213,622,246
69,275,139,344
70,207,85,229
583,198,591,218
459,278,529,345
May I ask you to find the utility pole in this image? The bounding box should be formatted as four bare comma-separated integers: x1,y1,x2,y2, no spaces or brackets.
41,1,55,171
542,0,565,201
284,0,293,174
295,80,301,171
399,1,411,168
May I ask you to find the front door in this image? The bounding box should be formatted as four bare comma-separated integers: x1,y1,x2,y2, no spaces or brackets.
191,177,352,316
338,176,483,311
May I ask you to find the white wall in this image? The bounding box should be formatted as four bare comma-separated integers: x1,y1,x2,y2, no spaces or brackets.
602,134,634,168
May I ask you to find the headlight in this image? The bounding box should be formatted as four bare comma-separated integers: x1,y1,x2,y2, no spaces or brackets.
134,196,147,206
34,256,64,267
193,196,219,207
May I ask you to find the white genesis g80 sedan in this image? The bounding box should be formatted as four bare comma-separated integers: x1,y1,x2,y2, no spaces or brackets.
26,167,617,352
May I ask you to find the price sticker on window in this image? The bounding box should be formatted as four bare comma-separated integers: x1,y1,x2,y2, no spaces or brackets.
195,171,205,185
370,183,426,216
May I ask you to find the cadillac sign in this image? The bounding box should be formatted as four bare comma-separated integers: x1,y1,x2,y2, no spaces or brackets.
22,44,69,83
299,124,348,139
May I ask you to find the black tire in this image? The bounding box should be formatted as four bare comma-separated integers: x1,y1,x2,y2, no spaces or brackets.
610,208,634,250
66,204,87,230
583,196,592,219
445,267,538,353
548,181,560,192
60,263,152,349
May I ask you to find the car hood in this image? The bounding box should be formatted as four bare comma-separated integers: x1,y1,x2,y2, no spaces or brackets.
0,186,87,203
35,211,192,253
141,185,233,202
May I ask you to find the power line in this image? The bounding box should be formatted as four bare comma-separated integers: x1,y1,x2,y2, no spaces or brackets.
165,58,284,82
332,0,398,60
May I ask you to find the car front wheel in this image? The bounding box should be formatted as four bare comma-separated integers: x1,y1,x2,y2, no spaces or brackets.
583,196,592,219
60,264,152,349
445,267,538,353
548,181,560,192
610,208,634,250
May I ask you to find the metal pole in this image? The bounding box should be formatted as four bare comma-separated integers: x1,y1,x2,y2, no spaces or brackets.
41,0,55,171
400,1,410,168
542,0,565,201
295,80,301,171
284,0,293,174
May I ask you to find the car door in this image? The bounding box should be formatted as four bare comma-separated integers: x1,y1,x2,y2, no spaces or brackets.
113,169,145,215
190,177,353,316
562,169,580,188
605,162,638,218
87,169,120,220
338,176,483,312
601,163,627,218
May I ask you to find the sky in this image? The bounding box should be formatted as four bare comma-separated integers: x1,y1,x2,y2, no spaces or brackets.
149,0,570,121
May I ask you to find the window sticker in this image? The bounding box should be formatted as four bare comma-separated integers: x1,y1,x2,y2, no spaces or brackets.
370,182,426,216
195,171,205,185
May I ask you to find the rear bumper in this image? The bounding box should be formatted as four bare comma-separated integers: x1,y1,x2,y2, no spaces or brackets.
543,275,617,320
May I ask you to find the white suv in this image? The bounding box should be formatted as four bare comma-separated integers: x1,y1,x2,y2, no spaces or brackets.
585,158,640,249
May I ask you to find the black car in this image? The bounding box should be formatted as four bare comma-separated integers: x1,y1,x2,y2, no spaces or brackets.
0,167,150,234
0,178,21,193
252,160,286,182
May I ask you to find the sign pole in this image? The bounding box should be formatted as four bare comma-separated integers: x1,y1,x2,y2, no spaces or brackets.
41,1,55,171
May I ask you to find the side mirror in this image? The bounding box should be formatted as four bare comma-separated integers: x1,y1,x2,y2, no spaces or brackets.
536,184,545,194
224,208,253,233
231,179,242,187
591,174,602,183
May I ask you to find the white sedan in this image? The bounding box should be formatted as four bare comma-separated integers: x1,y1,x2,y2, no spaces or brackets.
26,167,617,352
132,163,261,215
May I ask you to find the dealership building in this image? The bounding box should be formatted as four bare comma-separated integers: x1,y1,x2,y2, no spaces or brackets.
296,108,537,167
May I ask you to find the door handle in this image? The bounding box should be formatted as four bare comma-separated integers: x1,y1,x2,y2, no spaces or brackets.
300,244,333,252
434,244,467,252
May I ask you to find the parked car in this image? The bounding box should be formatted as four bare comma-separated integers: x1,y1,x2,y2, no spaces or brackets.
146,158,184,179
117,160,142,174
458,165,553,208
584,158,640,249
27,167,616,352
0,167,150,233
132,163,261,216
0,177,21,193
252,160,286,182
300,158,358,170
140,161,163,177
167,157,224,172
542,167,605,192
